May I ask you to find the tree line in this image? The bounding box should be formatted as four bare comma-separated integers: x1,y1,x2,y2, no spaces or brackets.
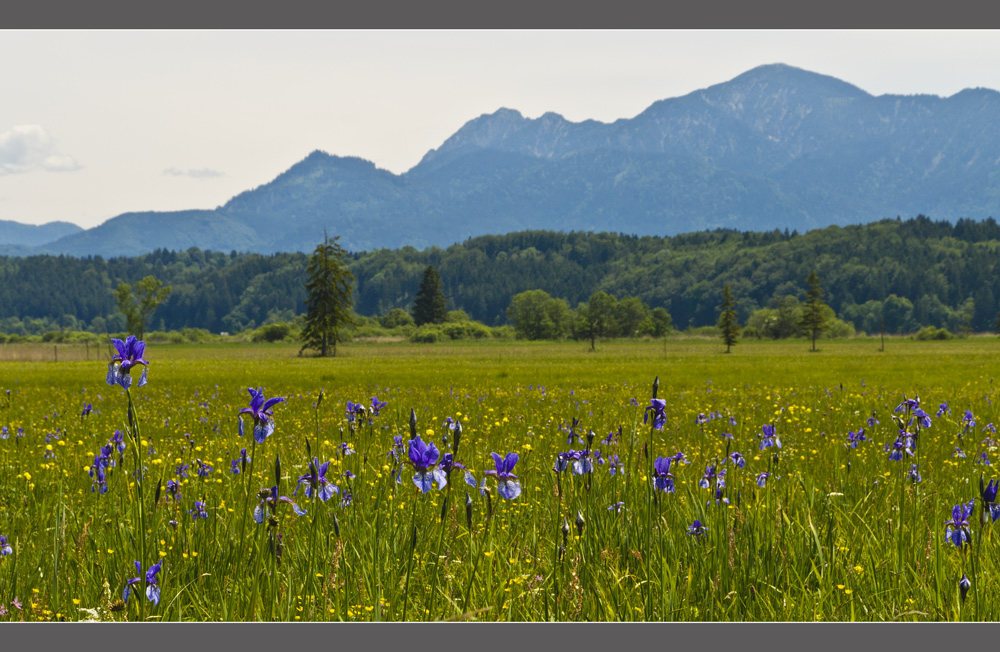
1,215,999,337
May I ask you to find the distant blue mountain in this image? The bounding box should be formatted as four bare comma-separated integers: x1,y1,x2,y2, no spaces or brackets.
11,63,1000,256
0,219,82,248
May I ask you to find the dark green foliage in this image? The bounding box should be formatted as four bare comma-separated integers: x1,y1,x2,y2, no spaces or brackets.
914,325,954,340
800,271,828,351
300,236,354,357
718,284,740,353
642,307,673,338
380,308,415,329
113,275,172,340
3,217,1000,337
411,266,448,326
253,323,292,343
506,290,572,340
575,292,618,350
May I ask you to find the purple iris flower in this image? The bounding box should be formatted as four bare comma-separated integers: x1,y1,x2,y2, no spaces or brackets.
886,434,913,461
175,463,189,478
907,464,921,483
407,435,446,493
960,574,971,602
554,451,577,473
686,520,707,536
608,502,626,513
345,401,366,422
911,408,932,429
866,411,879,427
190,500,209,520
369,396,387,417
238,387,285,444
0,535,11,556
977,452,991,466
81,403,93,418
106,335,149,390
945,500,975,547
562,418,582,445
954,447,967,459
90,464,108,494
0,427,6,440
963,410,977,430
756,471,771,488
759,424,780,450
895,396,920,413
695,413,709,425
195,459,213,477
165,480,180,501
484,452,522,500
443,417,457,431
846,429,866,449
296,457,339,501
980,478,1000,523
645,399,667,430
729,452,745,468
572,449,593,476
439,453,466,475
608,454,623,476
253,485,307,524
698,464,718,489
123,560,161,606
936,402,950,418
652,456,675,493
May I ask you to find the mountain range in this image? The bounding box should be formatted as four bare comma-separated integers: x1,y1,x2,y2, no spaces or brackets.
5,63,1000,257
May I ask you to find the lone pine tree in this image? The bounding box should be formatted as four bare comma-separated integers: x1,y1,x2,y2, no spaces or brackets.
718,284,740,353
800,270,829,352
300,234,354,357
412,265,448,326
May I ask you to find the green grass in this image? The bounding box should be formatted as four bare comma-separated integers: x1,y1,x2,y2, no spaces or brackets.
0,335,999,621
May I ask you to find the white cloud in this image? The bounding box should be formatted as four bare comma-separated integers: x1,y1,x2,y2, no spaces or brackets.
164,167,224,179
0,124,81,175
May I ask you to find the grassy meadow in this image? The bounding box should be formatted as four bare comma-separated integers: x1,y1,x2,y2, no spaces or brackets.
1,335,999,621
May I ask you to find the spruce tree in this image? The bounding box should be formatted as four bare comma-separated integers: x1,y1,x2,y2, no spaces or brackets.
412,266,448,326
800,270,828,351
717,284,740,353
300,234,354,357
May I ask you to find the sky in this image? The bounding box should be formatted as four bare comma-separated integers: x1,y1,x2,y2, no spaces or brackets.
3,30,1000,229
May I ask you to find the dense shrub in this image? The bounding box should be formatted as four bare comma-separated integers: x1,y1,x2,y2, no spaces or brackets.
914,326,954,340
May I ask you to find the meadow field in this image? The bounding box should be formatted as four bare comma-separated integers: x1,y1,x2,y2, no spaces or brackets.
1,335,999,621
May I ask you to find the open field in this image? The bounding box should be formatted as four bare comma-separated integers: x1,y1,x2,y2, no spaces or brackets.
1,336,999,621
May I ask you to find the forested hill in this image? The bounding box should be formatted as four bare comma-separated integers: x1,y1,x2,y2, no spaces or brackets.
1,216,998,336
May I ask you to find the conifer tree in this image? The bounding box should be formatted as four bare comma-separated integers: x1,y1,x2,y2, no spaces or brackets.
718,284,740,353
412,266,448,326
300,234,354,357
800,270,828,351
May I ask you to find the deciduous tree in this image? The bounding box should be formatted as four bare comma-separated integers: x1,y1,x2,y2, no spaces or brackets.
113,276,172,340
